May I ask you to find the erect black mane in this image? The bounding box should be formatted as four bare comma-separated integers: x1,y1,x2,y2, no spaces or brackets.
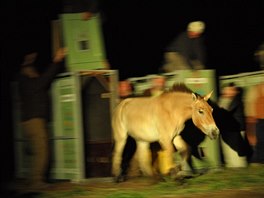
167,82,193,94
161,82,205,99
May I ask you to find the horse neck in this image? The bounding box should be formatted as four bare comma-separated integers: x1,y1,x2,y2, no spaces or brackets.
160,92,193,122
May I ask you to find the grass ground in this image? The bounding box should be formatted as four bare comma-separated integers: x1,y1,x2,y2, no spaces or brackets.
13,164,264,198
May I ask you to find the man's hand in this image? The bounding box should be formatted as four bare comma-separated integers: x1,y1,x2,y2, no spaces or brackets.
53,48,67,63
81,11,93,20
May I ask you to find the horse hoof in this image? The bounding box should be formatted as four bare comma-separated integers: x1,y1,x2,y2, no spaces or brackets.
169,165,181,178
174,177,188,186
114,175,127,183
159,177,166,182
154,174,166,182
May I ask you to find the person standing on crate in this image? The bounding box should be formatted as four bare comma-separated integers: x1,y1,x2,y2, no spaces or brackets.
17,47,66,191
161,21,206,72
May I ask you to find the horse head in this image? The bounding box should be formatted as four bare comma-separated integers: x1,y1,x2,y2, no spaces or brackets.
191,91,219,139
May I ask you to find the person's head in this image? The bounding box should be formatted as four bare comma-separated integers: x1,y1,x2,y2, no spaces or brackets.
20,51,40,78
119,80,132,97
19,38,50,74
187,21,205,38
221,82,238,98
151,76,166,90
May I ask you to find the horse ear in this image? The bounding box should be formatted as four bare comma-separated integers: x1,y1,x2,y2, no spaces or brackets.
192,93,197,101
203,90,213,101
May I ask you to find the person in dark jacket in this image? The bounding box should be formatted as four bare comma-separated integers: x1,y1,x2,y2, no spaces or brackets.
218,83,253,164
219,83,246,131
162,21,206,72
17,47,66,190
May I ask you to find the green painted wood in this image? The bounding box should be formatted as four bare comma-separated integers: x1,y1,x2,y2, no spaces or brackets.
61,13,106,71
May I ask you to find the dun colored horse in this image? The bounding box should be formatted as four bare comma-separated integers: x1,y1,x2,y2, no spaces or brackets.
111,83,219,182
120,99,253,180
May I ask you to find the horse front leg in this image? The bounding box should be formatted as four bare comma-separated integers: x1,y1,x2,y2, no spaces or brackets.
158,138,178,176
172,135,194,177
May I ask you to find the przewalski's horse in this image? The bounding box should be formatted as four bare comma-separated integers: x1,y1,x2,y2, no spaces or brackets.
119,100,253,181
111,83,219,182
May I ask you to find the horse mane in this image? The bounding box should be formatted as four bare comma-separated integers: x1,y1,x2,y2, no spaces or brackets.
161,83,206,99
165,83,193,94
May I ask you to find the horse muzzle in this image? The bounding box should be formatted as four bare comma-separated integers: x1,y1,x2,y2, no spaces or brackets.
207,126,220,140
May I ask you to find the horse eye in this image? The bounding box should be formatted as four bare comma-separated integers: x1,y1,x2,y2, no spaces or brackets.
198,109,204,114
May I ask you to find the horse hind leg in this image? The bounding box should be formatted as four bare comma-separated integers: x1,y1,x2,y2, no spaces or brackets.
112,134,127,182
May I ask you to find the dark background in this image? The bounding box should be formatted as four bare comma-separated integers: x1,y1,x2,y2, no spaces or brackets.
3,0,264,79
1,0,264,187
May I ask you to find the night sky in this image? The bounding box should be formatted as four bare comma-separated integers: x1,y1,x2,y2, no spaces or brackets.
3,0,264,80
1,0,264,184
101,0,264,79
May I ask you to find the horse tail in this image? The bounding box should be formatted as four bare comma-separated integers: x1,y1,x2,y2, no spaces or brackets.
112,98,132,140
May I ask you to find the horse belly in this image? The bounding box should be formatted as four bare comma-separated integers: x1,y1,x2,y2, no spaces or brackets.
123,99,160,142
128,124,159,142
